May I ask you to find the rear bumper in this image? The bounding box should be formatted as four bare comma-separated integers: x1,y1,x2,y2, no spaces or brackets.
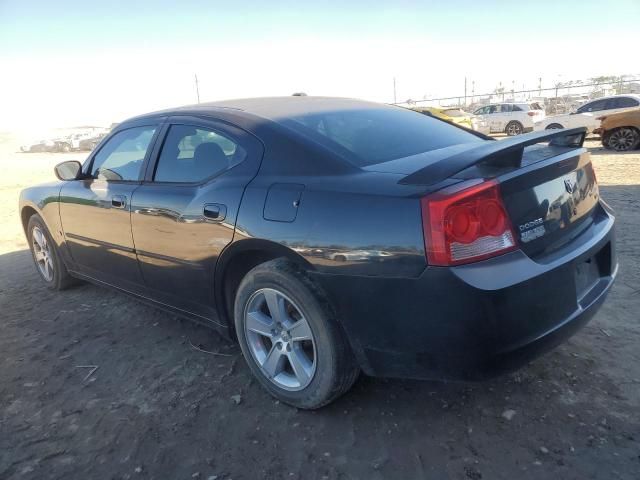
311,204,616,381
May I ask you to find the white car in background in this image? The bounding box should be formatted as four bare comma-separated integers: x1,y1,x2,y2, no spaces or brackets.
535,94,640,134
472,102,546,136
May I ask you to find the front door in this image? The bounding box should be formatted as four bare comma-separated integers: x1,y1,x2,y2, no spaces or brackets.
130,117,263,320
59,123,160,290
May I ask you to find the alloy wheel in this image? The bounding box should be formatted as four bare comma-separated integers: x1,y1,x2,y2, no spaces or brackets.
609,128,638,152
244,288,317,391
32,226,54,282
506,122,522,135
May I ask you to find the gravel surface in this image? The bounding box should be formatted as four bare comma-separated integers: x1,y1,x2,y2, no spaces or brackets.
1,139,639,480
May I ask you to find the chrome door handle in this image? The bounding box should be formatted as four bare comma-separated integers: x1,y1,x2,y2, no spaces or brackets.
112,195,127,209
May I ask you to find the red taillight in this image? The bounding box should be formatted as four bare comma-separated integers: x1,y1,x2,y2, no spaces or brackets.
421,180,518,266
527,111,537,117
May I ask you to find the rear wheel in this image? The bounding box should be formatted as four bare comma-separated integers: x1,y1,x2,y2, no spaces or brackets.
505,121,523,136
546,123,564,130
603,127,640,152
27,214,77,290
234,259,359,409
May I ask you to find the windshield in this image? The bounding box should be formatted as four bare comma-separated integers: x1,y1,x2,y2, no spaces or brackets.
283,107,483,167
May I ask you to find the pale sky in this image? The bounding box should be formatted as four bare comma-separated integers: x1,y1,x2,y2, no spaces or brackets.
1,0,639,131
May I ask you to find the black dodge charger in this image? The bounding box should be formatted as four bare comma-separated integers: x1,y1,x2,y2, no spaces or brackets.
19,97,617,408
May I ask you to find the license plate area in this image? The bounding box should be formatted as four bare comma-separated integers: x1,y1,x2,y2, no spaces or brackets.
574,243,611,302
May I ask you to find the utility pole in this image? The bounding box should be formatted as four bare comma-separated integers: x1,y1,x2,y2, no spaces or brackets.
393,77,397,104
464,77,467,106
538,77,542,96
194,74,201,104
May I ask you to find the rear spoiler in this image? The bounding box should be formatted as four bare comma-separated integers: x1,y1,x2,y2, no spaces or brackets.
399,127,587,186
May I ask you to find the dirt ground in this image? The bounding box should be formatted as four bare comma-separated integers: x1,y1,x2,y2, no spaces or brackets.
1,138,639,480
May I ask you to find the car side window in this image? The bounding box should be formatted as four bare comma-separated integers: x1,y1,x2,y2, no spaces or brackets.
512,105,523,112
501,104,513,113
611,97,639,109
577,99,607,114
154,125,247,183
91,126,156,181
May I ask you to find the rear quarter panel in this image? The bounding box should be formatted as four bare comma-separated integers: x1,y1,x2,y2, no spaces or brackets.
234,171,428,278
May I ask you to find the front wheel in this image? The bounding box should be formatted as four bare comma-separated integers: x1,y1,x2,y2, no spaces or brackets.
505,121,523,136
234,259,359,409
546,123,564,130
27,214,77,290
603,127,640,152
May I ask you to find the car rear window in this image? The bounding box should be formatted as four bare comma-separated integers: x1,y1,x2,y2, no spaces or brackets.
282,107,483,167
611,97,640,108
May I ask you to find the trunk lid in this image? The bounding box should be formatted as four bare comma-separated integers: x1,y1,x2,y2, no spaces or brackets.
472,145,599,258
396,128,601,259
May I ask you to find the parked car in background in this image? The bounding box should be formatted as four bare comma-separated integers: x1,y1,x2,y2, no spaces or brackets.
20,129,110,153
20,139,55,153
535,94,640,134
412,106,490,134
20,97,616,408
473,102,545,135
595,108,640,151
78,132,108,151
52,137,73,153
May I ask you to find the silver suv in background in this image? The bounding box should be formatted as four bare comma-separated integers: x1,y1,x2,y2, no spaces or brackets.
473,102,546,135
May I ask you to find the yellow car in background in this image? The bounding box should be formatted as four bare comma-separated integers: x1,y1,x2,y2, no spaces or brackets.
411,106,490,134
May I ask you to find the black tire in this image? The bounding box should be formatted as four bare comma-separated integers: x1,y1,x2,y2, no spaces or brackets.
602,127,640,152
234,259,359,409
546,123,564,130
505,121,523,136
27,214,77,290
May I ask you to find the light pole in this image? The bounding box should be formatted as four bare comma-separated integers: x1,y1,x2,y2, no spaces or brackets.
393,77,397,104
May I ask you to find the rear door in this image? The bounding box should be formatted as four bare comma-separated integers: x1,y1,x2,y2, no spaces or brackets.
130,116,263,319
59,121,161,290
497,104,514,130
573,99,609,130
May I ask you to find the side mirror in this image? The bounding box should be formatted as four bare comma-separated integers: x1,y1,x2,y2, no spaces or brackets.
54,160,83,181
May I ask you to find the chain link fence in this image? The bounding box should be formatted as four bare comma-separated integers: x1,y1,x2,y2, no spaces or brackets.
394,77,640,115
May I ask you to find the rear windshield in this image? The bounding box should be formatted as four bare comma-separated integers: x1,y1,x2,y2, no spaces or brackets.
282,107,483,167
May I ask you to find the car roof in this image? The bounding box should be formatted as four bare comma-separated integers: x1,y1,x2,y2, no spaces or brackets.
585,93,640,102
132,96,392,123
